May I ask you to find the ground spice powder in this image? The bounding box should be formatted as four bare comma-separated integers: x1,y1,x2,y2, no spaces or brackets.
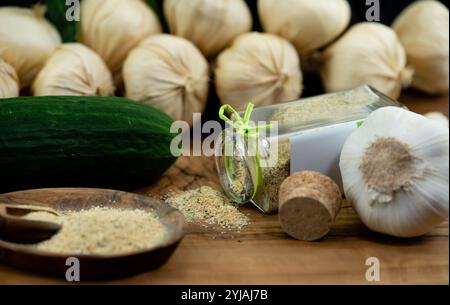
24,207,167,255
165,186,249,231
230,157,247,195
260,140,291,212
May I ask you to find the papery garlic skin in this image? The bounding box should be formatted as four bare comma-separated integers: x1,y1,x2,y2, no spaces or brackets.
0,6,61,89
80,0,162,76
164,0,252,59
340,107,449,238
393,0,449,95
320,23,411,100
0,59,19,98
123,35,209,126
33,43,115,96
215,32,302,110
258,0,351,55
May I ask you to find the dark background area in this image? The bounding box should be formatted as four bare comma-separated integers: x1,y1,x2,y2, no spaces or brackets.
347,0,449,24
3,0,449,26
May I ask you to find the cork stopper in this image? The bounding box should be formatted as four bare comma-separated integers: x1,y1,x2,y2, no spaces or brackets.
278,171,342,241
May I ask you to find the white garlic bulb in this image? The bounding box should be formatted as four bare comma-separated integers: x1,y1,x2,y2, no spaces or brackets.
425,112,449,128
393,0,449,95
0,59,19,98
80,0,162,76
320,22,412,100
0,6,61,89
123,35,209,126
340,107,449,238
33,43,115,96
258,0,351,55
215,32,303,110
164,0,252,59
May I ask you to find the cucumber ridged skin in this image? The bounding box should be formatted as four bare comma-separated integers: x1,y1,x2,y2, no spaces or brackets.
0,96,178,193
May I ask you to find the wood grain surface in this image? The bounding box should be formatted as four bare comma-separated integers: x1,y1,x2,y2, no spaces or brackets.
0,90,448,284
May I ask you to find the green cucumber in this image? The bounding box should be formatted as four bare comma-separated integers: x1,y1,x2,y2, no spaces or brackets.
0,96,178,192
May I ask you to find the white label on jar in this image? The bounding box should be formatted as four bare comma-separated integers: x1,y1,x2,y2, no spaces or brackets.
290,120,362,191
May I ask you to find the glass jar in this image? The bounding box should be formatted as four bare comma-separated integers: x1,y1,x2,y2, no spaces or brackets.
215,85,405,214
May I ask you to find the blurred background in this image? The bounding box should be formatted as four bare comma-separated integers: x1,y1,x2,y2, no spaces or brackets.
1,0,448,116
247,0,450,97
5,0,449,35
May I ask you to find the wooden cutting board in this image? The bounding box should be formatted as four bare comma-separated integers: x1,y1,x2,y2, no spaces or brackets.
0,91,448,284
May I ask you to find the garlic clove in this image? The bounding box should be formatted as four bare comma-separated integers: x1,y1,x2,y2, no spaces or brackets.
0,59,19,99
393,0,449,95
164,0,252,59
0,6,61,89
123,34,209,126
32,43,115,96
340,107,449,238
258,0,351,55
80,0,162,76
215,32,303,110
320,22,409,100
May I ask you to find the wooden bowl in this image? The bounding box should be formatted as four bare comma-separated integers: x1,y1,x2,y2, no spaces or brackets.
0,188,186,279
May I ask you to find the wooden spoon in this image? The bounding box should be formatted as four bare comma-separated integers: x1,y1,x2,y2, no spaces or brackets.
0,204,61,244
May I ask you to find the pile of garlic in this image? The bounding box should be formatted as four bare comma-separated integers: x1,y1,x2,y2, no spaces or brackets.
340,107,449,238
0,6,61,89
320,0,449,98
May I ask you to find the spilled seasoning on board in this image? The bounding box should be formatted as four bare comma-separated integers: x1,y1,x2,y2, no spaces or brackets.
165,186,249,231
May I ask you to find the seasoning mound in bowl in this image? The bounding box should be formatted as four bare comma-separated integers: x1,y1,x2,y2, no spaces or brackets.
24,207,167,256
165,186,249,231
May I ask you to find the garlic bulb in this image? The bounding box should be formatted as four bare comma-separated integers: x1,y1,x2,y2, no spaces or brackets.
320,23,412,100
258,0,351,55
33,43,114,96
80,0,162,76
0,59,19,98
215,32,302,110
123,35,209,126
340,107,449,238
0,6,61,89
393,0,449,95
164,0,252,59
425,112,449,128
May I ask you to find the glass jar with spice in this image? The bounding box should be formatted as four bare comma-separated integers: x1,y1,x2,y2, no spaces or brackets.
215,85,405,214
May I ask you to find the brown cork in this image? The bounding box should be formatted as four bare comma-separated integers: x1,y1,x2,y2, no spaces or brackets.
278,171,342,241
